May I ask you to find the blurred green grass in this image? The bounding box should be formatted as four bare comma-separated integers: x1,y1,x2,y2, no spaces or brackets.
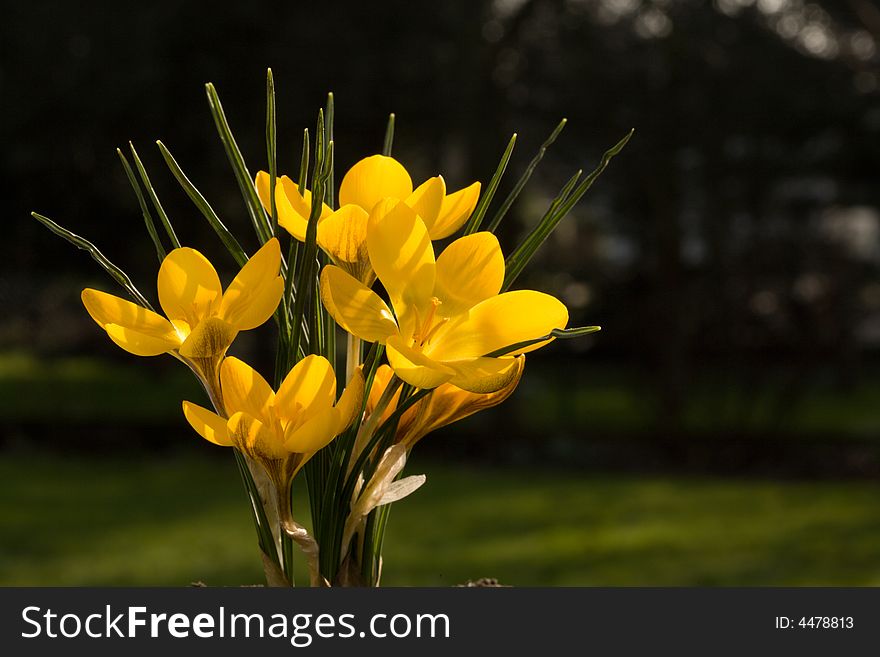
1,450,879,586
6,351,880,438
0,352,200,423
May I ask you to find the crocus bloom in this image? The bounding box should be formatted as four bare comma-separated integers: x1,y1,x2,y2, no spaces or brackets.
81,239,283,385
256,155,480,285
182,355,364,491
365,360,525,449
320,201,568,392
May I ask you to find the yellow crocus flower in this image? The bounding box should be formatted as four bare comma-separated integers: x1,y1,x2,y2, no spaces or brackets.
320,202,569,393
181,355,364,491
183,355,363,587
81,239,283,387
365,360,525,449
255,154,480,285
340,360,524,571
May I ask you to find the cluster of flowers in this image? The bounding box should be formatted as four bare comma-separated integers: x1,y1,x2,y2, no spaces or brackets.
79,153,569,584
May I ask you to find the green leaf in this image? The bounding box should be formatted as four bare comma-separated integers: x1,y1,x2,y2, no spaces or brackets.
128,142,181,250
382,113,396,156
288,111,331,364
324,92,335,209
116,148,165,262
205,82,272,244
485,326,602,358
298,128,310,195
503,129,633,290
30,212,154,310
156,140,248,268
486,118,566,233
503,168,582,289
266,68,278,236
280,130,310,369
314,109,325,169
463,133,517,235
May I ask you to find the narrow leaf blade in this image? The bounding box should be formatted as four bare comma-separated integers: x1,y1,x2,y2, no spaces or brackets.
116,148,165,262
205,82,272,244
382,113,396,156
30,212,154,310
486,118,566,233
463,133,517,235
485,326,602,358
129,142,181,249
156,140,248,268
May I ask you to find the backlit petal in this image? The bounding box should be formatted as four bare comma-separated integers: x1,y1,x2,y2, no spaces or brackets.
178,316,237,359
429,290,568,361
405,176,445,231
320,265,398,343
255,171,273,213
316,205,371,283
445,355,522,393
429,182,481,239
399,356,524,447
82,288,179,338
182,401,233,447
157,247,222,327
339,155,412,212
334,368,365,433
276,176,331,241
367,200,435,315
434,232,504,318
220,356,275,423
275,355,336,424
219,238,283,330
283,406,341,455
386,335,455,389
228,411,287,460
104,323,180,357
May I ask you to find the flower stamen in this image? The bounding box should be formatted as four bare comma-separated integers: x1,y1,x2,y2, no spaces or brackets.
415,297,444,348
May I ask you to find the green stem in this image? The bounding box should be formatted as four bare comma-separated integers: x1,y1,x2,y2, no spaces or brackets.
348,375,402,475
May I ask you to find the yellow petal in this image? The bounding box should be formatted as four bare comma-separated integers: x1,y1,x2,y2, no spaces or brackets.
339,154,412,212
104,323,180,357
178,316,237,359
430,182,481,239
228,411,287,460
366,199,435,315
399,356,524,447
445,356,522,393
182,401,233,447
386,335,455,389
316,205,372,284
283,406,341,455
255,171,272,213
405,176,445,231
434,232,504,318
334,368,365,433
81,288,180,340
219,356,275,422
429,290,568,361
320,265,398,343
157,247,222,327
276,176,331,241
275,354,336,423
219,237,283,330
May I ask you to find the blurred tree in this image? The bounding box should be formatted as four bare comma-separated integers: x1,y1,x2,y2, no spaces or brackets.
4,0,879,442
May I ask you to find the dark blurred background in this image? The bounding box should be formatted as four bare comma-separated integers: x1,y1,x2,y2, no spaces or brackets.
3,0,880,586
